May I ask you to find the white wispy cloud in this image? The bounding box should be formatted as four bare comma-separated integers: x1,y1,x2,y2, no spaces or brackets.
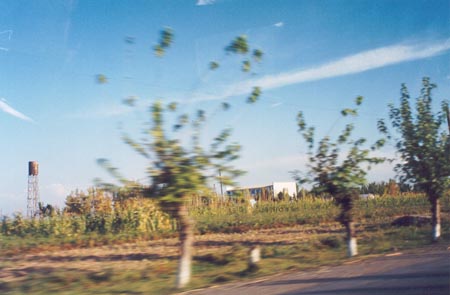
192,39,450,102
0,30,13,52
274,22,284,27
196,0,215,6
0,99,34,122
68,103,135,119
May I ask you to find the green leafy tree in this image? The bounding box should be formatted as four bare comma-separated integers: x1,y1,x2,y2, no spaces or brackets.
64,189,92,215
295,97,385,256
64,188,112,216
379,78,450,241
98,29,263,288
38,202,57,217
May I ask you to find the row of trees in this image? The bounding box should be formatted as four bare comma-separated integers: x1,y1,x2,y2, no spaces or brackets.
296,82,449,256
359,179,415,196
96,27,449,288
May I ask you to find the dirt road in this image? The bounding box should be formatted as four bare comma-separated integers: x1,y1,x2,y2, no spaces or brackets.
183,244,450,295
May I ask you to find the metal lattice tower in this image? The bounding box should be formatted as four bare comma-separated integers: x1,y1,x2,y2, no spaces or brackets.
27,161,40,218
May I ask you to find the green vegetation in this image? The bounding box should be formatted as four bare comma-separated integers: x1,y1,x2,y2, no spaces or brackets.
1,192,448,253
379,78,450,241
0,222,448,295
295,96,385,256
1,192,449,294
96,27,264,288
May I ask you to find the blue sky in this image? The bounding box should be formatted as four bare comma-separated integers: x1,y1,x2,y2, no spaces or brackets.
1,0,449,215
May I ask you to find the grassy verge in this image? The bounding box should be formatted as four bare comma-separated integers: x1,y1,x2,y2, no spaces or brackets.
0,222,448,295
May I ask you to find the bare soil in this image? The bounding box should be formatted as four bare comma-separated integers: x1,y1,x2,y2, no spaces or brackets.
0,224,341,283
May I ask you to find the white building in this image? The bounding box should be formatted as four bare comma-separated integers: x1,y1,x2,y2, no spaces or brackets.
226,182,297,201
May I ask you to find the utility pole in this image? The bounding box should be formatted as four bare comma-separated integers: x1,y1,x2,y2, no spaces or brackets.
219,170,224,198
446,104,450,133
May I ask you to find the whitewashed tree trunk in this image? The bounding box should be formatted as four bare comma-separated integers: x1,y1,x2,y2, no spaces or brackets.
176,204,194,289
248,245,261,270
432,198,441,241
348,237,358,257
346,222,358,257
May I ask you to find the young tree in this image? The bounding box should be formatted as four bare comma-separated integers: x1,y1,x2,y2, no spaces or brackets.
98,29,262,288
379,78,450,241
295,97,385,256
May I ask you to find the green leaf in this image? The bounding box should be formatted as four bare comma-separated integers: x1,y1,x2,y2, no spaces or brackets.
242,60,251,72
153,44,164,57
123,96,138,106
355,96,363,106
225,35,249,55
153,27,174,57
341,108,357,117
160,27,173,48
96,74,108,84
168,102,178,111
247,86,261,103
252,49,263,62
209,61,219,70
297,112,306,131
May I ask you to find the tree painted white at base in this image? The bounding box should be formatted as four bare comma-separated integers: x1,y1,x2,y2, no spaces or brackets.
433,223,441,240
249,246,261,264
176,255,191,288
348,237,358,257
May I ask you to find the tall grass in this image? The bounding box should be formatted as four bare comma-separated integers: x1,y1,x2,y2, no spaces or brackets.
1,198,176,246
191,193,447,233
1,193,448,248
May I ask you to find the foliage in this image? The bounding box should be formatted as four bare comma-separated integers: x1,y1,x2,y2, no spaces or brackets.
379,77,450,202
1,192,447,243
225,35,249,54
139,101,244,216
153,27,174,57
123,95,138,106
98,29,264,215
96,28,264,288
96,74,108,84
295,97,385,225
64,188,112,216
224,35,263,76
38,202,57,217
359,179,414,195
247,86,262,104
209,61,219,70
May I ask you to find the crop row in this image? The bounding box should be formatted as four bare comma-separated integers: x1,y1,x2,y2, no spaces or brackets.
1,193,448,241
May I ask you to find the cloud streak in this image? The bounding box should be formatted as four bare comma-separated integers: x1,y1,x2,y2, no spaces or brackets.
0,30,13,52
67,103,134,119
193,39,450,102
196,0,215,6
274,22,284,27
0,99,35,122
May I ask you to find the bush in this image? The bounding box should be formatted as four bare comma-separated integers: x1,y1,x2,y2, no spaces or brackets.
319,236,342,249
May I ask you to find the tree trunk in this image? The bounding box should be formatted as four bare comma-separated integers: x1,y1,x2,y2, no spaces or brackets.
345,221,358,257
431,198,441,241
248,245,261,271
175,204,194,289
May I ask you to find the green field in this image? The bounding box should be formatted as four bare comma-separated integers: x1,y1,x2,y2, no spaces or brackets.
0,193,449,294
